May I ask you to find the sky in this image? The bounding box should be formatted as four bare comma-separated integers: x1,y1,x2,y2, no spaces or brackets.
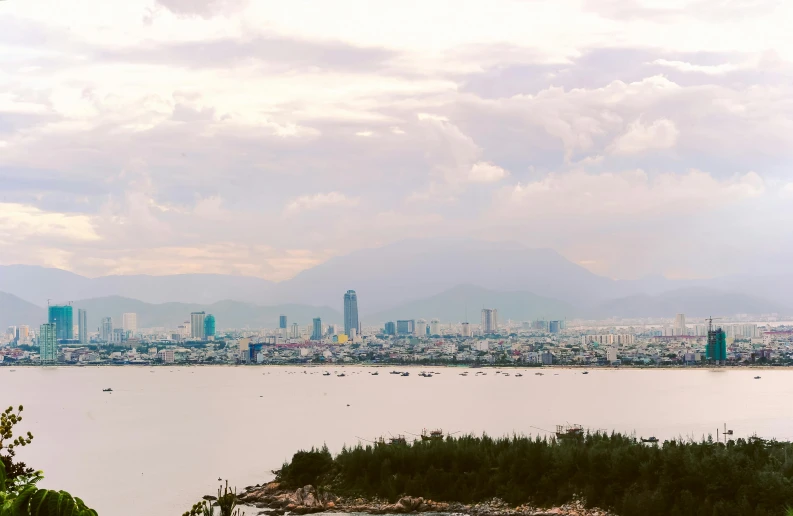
0,0,792,281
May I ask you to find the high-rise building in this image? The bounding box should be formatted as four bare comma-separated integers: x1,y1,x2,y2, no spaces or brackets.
549,320,561,334
312,318,322,340
39,323,57,362
384,322,396,335
17,325,30,344
344,290,359,337
429,319,441,335
481,309,498,334
78,309,88,344
674,314,687,336
100,317,113,342
415,319,427,336
706,321,727,365
191,312,206,340
48,304,73,341
204,314,216,338
461,322,471,337
279,315,287,329
291,322,299,339
397,320,415,335
122,313,138,333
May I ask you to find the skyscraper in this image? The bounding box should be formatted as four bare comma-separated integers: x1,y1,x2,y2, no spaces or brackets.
48,304,73,341
706,319,727,365
101,317,113,342
78,309,88,344
39,323,57,362
291,322,299,339
397,320,415,335
191,312,206,340
343,290,359,337
312,318,322,340
481,309,498,334
674,314,687,336
279,315,287,329
384,321,396,335
122,312,138,333
430,319,441,335
205,314,216,338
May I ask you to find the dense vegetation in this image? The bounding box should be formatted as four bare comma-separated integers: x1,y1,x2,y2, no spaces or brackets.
0,406,97,515
277,432,793,516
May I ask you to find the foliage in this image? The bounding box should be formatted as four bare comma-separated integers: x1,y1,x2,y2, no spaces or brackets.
183,481,243,516
0,406,97,516
277,432,793,516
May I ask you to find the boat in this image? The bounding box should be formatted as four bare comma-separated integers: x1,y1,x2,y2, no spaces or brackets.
754,376,761,379
515,373,523,377
389,435,407,445
419,372,433,378
337,373,346,377
323,372,331,376
641,436,659,443
459,372,468,376
401,372,409,376
102,388,113,392
555,424,584,440
503,372,510,376
582,371,589,375
371,371,379,376
390,371,402,375
535,372,544,376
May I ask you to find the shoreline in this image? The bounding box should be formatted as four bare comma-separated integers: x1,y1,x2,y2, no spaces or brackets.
238,483,613,516
2,363,790,370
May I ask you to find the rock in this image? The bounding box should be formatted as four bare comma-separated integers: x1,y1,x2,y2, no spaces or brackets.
395,496,424,513
324,502,335,509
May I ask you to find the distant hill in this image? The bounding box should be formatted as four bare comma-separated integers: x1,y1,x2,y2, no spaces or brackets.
0,291,46,329
365,284,576,325
71,297,341,331
594,287,789,319
0,265,275,306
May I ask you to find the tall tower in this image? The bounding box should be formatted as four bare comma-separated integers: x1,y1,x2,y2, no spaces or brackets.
706,317,727,365
674,314,687,336
481,308,498,334
122,313,138,333
100,317,113,342
39,323,57,362
78,309,88,344
312,318,323,341
279,315,287,329
204,314,216,338
48,304,74,341
191,312,206,340
344,290,359,337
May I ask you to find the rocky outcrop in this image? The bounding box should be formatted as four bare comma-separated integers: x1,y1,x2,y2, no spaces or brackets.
237,485,612,516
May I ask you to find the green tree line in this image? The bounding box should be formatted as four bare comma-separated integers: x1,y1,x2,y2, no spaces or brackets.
277,432,793,516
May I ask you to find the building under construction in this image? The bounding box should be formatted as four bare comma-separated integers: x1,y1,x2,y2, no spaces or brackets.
706,318,727,365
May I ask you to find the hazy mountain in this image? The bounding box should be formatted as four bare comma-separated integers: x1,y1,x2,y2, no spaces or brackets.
71,297,341,331
365,284,576,325
0,291,46,330
274,239,619,313
594,287,789,319
0,265,274,306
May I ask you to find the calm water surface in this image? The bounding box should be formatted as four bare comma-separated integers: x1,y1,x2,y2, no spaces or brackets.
2,366,792,516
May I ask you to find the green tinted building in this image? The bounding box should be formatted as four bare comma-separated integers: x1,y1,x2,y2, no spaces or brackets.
48,305,73,341
706,327,727,365
204,314,216,338
39,323,57,362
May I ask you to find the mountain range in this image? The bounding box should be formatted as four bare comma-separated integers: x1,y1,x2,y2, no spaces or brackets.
0,239,790,330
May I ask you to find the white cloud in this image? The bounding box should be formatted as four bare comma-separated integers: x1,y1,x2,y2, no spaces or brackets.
355,130,374,137
650,59,742,75
608,118,679,155
285,192,358,213
468,162,509,183
0,203,100,242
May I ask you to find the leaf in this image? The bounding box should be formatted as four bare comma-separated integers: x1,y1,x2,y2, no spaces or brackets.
0,460,6,492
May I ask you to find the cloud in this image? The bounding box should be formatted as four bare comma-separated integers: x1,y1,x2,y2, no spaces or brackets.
608,118,679,155
649,59,742,75
468,162,509,183
155,0,248,18
0,203,99,242
285,192,358,214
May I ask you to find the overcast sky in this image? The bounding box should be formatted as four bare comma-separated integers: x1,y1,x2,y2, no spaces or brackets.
0,0,791,281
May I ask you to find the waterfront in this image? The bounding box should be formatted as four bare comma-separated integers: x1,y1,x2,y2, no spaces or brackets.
3,366,793,515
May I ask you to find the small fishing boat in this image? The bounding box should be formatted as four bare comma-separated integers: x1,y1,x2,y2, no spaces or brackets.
323,371,331,376
337,373,346,377
371,371,379,376
515,373,523,377
754,376,761,379
401,372,409,376
582,371,589,375
641,436,659,443
102,388,113,392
